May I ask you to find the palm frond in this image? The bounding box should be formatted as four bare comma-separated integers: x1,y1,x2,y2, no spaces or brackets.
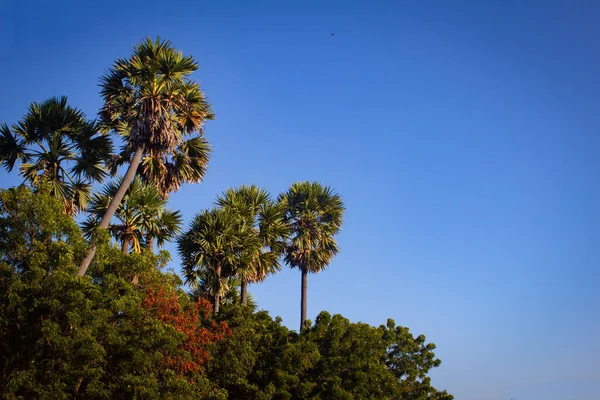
5,97,114,214
0,123,30,171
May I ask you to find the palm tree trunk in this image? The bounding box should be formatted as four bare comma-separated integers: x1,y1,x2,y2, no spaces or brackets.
146,234,155,252
121,237,130,254
241,280,248,305
77,146,144,277
300,269,308,331
213,264,222,314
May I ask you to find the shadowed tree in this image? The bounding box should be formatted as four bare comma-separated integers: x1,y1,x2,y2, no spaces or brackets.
0,97,113,214
217,185,289,305
78,36,213,276
278,181,344,331
83,177,182,253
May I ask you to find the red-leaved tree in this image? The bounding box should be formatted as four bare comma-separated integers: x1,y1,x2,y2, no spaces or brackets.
142,286,231,375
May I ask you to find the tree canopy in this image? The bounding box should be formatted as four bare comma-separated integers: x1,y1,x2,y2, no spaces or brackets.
0,186,227,398
0,187,452,399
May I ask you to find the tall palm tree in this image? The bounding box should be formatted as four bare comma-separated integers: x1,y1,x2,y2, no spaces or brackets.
217,185,289,305
278,181,344,331
78,36,214,276
178,208,254,314
0,97,113,214
83,177,182,253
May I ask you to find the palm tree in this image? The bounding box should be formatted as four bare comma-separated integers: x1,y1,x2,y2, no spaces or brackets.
177,208,254,314
278,181,344,331
83,177,182,254
0,97,113,214
217,185,289,305
78,36,214,276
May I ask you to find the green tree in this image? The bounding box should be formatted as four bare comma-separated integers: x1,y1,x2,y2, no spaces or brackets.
217,185,289,305
278,181,345,330
298,312,403,399
206,306,453,400
299,312,454,400
0,97,113,214
0,186,227,399
383,319,455,400
83,177,182,254
178,208,254,314
78,37,214,276
207,305,318,400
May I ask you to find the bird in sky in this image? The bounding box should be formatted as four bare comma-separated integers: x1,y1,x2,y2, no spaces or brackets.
330,33,335,36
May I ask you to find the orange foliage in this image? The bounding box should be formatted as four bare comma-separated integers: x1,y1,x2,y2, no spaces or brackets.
142,286,231,375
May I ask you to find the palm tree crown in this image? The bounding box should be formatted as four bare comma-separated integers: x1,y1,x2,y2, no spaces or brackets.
217,185,289,304
0,97,113,214
83,178,182,253
177,208,255,313
101,36,214,197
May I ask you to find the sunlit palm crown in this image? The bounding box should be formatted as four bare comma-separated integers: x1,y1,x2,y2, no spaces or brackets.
100,37,214,196
217,185,289,282
177,208,257,288
83,177,182,252
278,181,345,273
0,96,113,214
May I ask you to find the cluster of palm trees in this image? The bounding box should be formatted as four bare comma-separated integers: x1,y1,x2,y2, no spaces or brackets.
177,182,344,329
0,37,345,330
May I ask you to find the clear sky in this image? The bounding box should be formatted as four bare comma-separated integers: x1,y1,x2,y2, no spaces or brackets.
1,0,599,399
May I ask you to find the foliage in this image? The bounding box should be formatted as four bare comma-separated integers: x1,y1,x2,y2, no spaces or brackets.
278,181,345,274
216,185,290,304
78,36,216,277
207,306,454,400
216,185,288,283
0,186,452,399
180,185,290,309
178,207,257,313
0,187,227,399
100,36,214,197
142,285,231,375
0,97,113,214
83,177,182,253
190,276,259,311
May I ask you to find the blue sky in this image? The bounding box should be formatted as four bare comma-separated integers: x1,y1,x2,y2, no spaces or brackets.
1,0,599,398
